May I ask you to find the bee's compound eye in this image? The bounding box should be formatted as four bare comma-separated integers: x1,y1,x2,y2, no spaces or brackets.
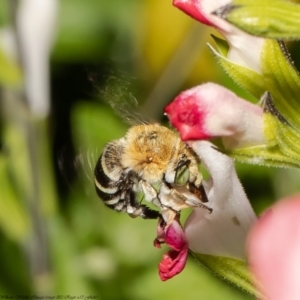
174,164,190,186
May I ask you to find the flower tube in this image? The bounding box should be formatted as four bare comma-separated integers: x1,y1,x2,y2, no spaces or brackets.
185,141,257,259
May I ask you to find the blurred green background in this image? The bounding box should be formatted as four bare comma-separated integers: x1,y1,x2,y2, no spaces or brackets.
1,0,300,299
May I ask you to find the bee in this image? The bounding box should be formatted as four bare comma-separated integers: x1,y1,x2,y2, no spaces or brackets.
94,123,212,222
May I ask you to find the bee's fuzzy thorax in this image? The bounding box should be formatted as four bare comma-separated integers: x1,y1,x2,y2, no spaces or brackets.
121,124,178,182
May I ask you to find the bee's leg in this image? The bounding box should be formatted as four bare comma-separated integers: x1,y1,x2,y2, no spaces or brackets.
139,180,161,208
159,206,179,226
139,205,161,219
126,190,160,219
160,181,212,213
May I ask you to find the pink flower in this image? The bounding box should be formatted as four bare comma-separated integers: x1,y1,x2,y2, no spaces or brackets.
154,216,188,281
165,83,265,149
247,195,300,300
173,0,264,72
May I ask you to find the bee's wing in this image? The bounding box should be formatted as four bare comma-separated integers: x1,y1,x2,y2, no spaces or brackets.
93,74,152,125
74,149,99,183
108,92,149,125
57,145,100,195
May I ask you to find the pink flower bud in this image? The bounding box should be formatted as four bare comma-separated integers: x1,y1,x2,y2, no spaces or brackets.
165,83,264,149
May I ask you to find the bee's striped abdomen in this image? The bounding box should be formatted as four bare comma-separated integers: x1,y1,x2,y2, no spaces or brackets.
94,142,127,211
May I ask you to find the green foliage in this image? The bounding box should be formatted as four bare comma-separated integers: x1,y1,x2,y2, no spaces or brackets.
0,154,30,241
53,0,141,62
0,47,22,86
0,0,9,26
193,253,259,298
222,0,300,40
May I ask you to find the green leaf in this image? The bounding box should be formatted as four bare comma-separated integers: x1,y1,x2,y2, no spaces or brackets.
192,253,260,298
221,0,300,40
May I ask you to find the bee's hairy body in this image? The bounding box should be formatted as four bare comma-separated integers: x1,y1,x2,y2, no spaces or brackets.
94,124,210,219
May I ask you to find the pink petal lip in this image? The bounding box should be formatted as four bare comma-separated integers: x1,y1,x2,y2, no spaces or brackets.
164,94,211,141
165,218,188,251
154,217,189,281
159,247,189,281
173,0,213,26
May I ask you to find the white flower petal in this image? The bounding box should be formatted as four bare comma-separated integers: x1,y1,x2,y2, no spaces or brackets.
225,31,264,74
16,0,58,117
184,141,257,259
